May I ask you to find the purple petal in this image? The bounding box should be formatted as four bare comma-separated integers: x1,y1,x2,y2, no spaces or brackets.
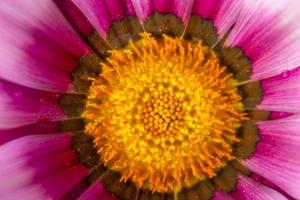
72,0,136,37
77,180,117,200
131,0,194,24
0,80,65,129
259,67,300,113
0,0,90,92
0,134,89,199
242,115,300,199
54,0,95,37
231,174,286,200
224,0,300,80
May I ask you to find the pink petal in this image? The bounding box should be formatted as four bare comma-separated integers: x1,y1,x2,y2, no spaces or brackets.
131,0,194,24
77,180,117,200
269,112,293,120
250,173,294,199
258,67,300,113
193,0,300,80
54,0,95,37
212,189,234,200
0,134,89,199
224,0,300,80
0,121,59,145
63,182,90,200
72,0,136,37
1,186,47,200
0,80,65,129
192,0,222,19
242,115,300,199
192,0,241,27
0,0,90,92
192,0,249,42
0,134,71,165
231,174,286,200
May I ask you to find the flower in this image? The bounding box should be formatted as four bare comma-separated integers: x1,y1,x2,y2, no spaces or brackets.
0,0,300,199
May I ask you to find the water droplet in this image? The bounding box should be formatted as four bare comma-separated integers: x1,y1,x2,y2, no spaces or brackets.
14,91,22,97
279,112,284,116
67,83,74,92
55,94,61,99
39,98,46,103
282,70,290,78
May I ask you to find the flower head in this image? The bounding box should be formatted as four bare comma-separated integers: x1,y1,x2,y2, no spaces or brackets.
0,0,300,199
84,33,246,192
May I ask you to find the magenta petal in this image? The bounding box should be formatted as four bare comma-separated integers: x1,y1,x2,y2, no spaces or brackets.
224,0,300,80
54,0,95,37
250,173,294,199
72,0,136,37
130,0,153,22
78,180,117,200
0,80,65,129
210,0,243,37
0,0,90,92
1,186,47,200
131,0,194,24
269,112,293,120
242,115,300,199
152,0,174,13
259,67,300,113
192,0,224,20
0,0,90,57
212,189,234,200
231,174,286,200
0,134,71,165
0,121,59,145
63,181,90,200
0,134,89,199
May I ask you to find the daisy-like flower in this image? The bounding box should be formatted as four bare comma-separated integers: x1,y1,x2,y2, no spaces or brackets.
0,0,300,199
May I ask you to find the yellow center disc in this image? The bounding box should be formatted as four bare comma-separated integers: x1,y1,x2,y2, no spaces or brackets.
83,33,246,192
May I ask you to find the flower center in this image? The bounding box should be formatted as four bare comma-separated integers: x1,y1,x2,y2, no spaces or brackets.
83,33,246,192
141,92,185,137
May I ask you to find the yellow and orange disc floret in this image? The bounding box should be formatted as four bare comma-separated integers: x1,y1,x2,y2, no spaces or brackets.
83,33,247,193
